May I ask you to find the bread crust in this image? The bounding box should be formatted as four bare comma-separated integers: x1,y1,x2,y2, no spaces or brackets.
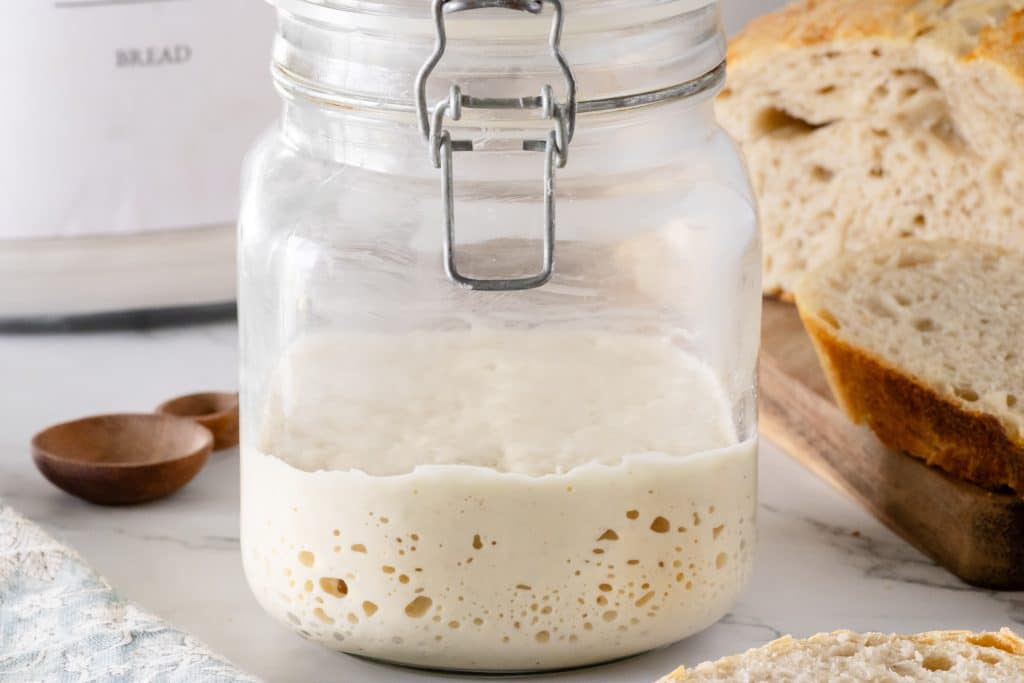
728,0,917,67
799,311,1024,493
728,1,1024,82
968,9,1024,78
657,629,1024,681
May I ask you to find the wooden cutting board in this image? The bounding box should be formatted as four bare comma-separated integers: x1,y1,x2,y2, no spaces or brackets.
759,299,1024,590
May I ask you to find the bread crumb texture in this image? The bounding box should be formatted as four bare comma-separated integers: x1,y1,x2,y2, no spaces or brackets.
658,628,1024,681
795,239,1024,492
718,0,1024,297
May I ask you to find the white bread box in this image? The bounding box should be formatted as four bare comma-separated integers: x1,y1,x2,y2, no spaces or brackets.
1,0,277,319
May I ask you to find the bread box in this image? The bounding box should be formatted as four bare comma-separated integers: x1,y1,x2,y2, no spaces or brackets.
0,0,277,320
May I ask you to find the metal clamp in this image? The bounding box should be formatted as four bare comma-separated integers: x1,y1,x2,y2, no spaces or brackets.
414,0,577,291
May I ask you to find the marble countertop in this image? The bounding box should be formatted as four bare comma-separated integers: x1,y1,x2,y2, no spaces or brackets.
1,317,1020,683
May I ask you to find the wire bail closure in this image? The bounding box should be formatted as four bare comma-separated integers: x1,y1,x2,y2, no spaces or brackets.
414,0,577,292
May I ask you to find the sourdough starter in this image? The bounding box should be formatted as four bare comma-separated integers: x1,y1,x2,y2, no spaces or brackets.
241,330,756,671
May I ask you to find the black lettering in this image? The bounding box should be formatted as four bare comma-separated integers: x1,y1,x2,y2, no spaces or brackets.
174,44,192,64
115,48,140,68
115,44,192,68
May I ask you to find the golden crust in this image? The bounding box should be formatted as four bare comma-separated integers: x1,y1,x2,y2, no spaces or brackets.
728,0,916,66
798,310,1024,493
960,628,1024,656
967,9,1024,79
728,0,1024,82
657,629,1024,681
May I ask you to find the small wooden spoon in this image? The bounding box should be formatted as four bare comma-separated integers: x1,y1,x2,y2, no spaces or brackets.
157,392,239,450
31,414,213,506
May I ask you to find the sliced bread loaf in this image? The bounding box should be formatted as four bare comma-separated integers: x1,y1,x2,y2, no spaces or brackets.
717,0,1024,299
658,629,1024,682
794,239,1024,493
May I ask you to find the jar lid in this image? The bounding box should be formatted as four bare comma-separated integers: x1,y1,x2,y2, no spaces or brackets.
274,0,717,29
271,0,725,116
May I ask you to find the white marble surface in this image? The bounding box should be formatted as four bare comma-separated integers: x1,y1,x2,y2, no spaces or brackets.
1,319,1021,682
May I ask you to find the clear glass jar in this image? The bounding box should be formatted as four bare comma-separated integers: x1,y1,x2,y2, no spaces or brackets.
239,0,760,673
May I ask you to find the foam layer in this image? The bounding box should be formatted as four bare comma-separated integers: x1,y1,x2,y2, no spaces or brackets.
257,329,741,476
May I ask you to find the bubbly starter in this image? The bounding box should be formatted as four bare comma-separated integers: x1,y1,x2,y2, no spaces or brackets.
241,330,757,671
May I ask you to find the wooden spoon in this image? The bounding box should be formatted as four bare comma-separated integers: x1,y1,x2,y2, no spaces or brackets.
31,414,213,506
156,392,239,450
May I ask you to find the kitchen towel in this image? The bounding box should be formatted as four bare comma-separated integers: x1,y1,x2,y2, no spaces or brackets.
0,500,259,682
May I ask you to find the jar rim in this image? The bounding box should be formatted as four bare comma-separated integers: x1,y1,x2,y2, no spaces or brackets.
271,0,717,31
271,0,726,118
274,60,725,117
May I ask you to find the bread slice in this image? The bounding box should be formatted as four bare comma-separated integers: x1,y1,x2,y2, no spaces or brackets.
657,629,1024,682
794,239,1024,493
717,0,1024,299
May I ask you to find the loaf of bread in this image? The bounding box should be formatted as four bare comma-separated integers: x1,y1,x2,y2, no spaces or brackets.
717,0,1024,299
657,629,1024,681
794,239,1024,493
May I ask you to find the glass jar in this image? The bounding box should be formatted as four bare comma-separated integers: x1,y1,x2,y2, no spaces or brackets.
239,0,760,673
